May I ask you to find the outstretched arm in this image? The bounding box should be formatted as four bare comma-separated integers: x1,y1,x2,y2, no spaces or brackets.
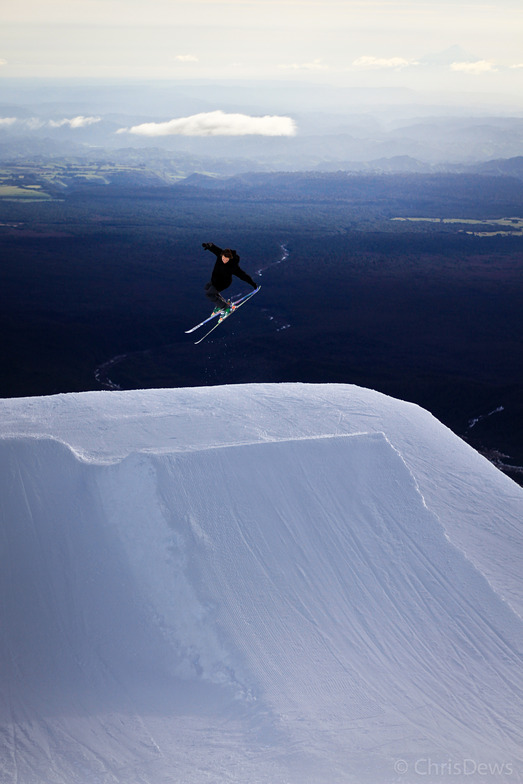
202,242,222,258
234,265,258,289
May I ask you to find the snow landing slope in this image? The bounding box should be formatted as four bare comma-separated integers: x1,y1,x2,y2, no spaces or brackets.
0,383,522,784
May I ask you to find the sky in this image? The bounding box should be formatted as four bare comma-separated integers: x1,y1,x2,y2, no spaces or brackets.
1,0,523,98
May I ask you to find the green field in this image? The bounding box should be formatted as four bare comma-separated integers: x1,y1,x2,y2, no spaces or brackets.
0,184,53,200
391,216,523,235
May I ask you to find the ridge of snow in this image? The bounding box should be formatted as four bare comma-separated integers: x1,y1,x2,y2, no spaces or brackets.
1,382,522,783
2,382,521,615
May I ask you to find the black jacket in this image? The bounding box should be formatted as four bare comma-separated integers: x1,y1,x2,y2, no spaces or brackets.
205,243,256,292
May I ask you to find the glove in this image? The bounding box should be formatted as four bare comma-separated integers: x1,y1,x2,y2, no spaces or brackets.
202,242,212,250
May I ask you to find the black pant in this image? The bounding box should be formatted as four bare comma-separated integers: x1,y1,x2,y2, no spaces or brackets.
204,282,229,308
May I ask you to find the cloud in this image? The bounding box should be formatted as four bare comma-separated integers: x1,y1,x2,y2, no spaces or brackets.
0,116,44,130
352,56,418,70
48,116,101,128
25,118,45,130
174,54,199,63
450,60,497,75
118,110,296,137
510,63,523,69
0,59,7,66
0,116,102,131
279,58,328,72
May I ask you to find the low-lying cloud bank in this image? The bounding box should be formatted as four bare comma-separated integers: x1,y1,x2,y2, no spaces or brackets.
450,60,497,75
0,116,100,129
48,116,101,128
352,56,418,70
117,110,297,137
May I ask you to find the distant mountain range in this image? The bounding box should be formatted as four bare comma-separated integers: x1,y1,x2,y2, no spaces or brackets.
2,86,523,169
178,155,523,180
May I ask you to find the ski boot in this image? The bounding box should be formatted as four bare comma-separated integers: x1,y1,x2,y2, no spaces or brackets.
215,299,233,317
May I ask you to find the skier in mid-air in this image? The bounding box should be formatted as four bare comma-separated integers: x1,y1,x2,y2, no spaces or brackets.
202,242,258,314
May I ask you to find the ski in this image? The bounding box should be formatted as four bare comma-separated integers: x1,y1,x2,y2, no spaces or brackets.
185,310,222,334
185,292,252,334
193,287,260,345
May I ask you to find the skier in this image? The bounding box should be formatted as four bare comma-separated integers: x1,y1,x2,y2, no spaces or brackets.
202,242,258,314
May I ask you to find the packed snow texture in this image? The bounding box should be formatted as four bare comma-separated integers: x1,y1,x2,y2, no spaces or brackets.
1,383,522,784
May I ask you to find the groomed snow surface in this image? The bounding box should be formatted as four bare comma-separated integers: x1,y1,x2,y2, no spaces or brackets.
1,383,522,784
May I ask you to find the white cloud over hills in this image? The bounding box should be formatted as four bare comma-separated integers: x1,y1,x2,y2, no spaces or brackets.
174,54,199,63
118,110,297,137
0,115,101,129
451,60,498,75
49,116,101,128
352,56,419,70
